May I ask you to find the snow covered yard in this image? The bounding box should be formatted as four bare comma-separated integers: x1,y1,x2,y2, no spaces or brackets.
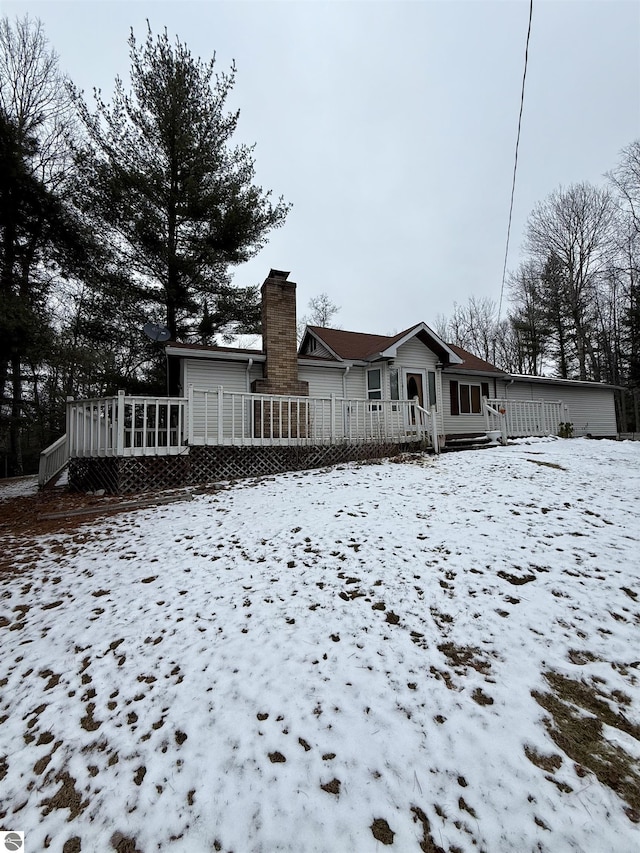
0,438,639,853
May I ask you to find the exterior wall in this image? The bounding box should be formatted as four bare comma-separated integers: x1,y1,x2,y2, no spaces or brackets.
442,373,492,437
395,339,439,377
344,367,367,399
184,357,262,395
505,380,617,436
184,358,264,440
298,364,345,398
304,340,333,359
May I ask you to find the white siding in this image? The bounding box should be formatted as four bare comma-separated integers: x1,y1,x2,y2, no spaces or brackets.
345,368,367,399
311,341,333,358
184,358,264,442
298,365,345,398
395,338,439,373
506,380,617,436
442,373,490,436
184,358,262,394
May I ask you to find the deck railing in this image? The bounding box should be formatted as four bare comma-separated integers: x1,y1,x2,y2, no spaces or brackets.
485,398,566,438
187,386,431,447
38,434,68,487
63,387,434,459
67,392,187,458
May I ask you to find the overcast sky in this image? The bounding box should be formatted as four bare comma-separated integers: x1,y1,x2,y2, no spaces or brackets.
5,0,640,335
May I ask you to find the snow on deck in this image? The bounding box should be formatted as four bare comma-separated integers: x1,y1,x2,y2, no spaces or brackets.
0,438,639,852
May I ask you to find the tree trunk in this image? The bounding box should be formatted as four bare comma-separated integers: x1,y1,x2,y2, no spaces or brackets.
9,353,23,476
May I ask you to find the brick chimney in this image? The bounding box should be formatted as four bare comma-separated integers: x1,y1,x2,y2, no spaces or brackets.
252,270,309,397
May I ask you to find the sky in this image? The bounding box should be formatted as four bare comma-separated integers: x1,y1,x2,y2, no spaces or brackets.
2,437,640,851
4,0,640,336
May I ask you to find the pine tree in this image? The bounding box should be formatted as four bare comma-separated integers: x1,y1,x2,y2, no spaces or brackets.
73,25,291,344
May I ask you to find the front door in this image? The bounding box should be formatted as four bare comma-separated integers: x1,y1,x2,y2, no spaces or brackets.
405,371,425,426
406,373,424,407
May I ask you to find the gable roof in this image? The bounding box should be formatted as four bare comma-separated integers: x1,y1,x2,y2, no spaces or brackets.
446,344,507,375
304,323,463,364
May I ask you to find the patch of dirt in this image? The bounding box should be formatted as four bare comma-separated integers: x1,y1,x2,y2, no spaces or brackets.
568,649,600,665
268,751,286,763
471,687,494,706
438,643,492,675
42,771,89,819
532,671,640,817
458,796,477,818
524,745,563,773
63,838,81,852
526,458,566,471
80,703,101,732
497,570,536,585
110,833,144,853
411,806,445,853
371,818,395,845
321,778,340,795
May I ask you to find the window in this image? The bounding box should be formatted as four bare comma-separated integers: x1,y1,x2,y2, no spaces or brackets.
367,368,382,411
450,380,490,415
367,368,382,400
428,371,437,409
389,368,399,401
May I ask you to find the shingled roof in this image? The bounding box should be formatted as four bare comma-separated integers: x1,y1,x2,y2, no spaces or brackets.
305,325,419,360
446,344,506,374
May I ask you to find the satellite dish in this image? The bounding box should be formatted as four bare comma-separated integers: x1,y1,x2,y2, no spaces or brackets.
143,322,171,342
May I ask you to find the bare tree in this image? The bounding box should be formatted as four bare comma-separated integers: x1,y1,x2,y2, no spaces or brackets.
438,296,499,362
297,292,340,342
0,15,78,473
0,15,75,186
608,139,640,237
524,183,616,380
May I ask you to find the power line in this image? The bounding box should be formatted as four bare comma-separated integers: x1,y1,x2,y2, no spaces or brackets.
497,0,534,324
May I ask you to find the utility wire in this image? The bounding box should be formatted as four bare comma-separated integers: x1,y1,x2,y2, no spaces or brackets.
497,0,534,324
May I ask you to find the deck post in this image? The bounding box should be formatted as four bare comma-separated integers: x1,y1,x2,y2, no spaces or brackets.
330,394,336,443
116,390,125,455
217,386,224,445
430,405,439,454
66,396,74,457
188,385,194,445
500,411,508,445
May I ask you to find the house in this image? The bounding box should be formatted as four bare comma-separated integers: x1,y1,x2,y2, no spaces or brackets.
166,269,619,445
43,269,619,493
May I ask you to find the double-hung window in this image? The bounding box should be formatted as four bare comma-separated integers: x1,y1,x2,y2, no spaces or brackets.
450,380,489,415
367,368,382,411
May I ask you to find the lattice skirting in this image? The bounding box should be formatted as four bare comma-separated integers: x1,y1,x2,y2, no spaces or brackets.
68,455,190,495
69,441,425,495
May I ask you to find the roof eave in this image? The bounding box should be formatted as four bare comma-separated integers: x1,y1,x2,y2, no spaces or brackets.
444,366,509,378
166,345,266,363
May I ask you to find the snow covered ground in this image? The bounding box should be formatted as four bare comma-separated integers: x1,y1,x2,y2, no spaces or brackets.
0,475,38,502
0,438,639,852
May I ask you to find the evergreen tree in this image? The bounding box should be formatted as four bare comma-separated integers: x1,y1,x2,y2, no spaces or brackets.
73,25,290,345
0,16,87,473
